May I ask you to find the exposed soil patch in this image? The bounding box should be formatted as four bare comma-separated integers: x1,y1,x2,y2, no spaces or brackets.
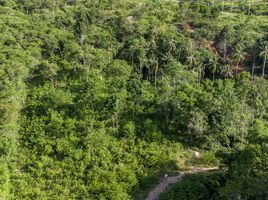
179,21,196,33
203,40,219,55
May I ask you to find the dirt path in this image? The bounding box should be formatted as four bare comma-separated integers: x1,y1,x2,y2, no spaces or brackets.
145,167,219,200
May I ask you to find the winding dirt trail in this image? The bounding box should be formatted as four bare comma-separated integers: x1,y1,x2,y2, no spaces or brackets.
145,167,219,200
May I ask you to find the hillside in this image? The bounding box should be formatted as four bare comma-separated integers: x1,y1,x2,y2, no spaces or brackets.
0,0,268,199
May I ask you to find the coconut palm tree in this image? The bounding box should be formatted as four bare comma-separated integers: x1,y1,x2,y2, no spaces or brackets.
208,55,218,82
186,40,199,69
260,44,268,78
247,0,252,15
186,53,198,69
251,46,256,79
149,56,159,86
167,38,176,58
196,61,205,84
232,45,245,75
221,63,233,78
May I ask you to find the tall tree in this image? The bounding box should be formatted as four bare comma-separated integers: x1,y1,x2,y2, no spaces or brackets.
208,55,218,82
186,53,198,69
232,45,245,75
260,44,268,78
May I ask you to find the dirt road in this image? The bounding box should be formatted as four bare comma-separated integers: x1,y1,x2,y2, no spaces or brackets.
145,167,219,200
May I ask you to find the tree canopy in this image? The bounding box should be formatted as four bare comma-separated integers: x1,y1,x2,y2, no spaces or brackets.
0,0,267,199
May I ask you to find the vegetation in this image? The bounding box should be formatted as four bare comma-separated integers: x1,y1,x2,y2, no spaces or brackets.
159,172,226,200
0,0,267,199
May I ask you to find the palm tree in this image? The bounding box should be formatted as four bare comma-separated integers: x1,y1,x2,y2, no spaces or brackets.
211,0,215,7
232,45,245,75
208,55,218,82
149,56,159,86
260,44,268,78
186,40,199,69
247,0,252,15
221,63,233,78
81,46,94,83
167,38,176,58
186,53,198,69
196,61,204,84
139,49,146,80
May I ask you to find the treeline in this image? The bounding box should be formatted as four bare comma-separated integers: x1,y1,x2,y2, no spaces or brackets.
0,0,267,199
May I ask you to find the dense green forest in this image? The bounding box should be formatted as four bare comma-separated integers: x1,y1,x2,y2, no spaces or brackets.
0,0,267,199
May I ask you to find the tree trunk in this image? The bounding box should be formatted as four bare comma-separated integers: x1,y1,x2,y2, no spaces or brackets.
139,62,142,81
52,0,55,13
223,40,227,62
154,70,157,87
148,66,151,81
262,54,266,78
112,115,115,134
131,52,134,67
86,66,89,83
251,47,256,79
154,59,158,87
115,112,118,132
198,69,202,84
236,60,239,76
240,121,244,148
